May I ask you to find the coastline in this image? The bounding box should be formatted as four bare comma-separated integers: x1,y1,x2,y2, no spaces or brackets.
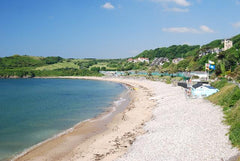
13,76,156,161
11,76,238,161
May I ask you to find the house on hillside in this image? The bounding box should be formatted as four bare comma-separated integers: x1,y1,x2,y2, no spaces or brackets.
151,57,170,66
127,58,134,62
127,57,149,63
222,39,233,51
137,57,149,63
191,83,219,97
198,48,222,57
172,58,184,64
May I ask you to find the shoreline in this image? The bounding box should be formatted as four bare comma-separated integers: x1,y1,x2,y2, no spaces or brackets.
11,82,130,161
13,76,156,161
6,76,239,161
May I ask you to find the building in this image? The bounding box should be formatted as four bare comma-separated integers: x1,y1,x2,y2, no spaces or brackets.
190,71,208,81
127,58,134,62
191,83,219,97
137,57,149,63
172,58,184,64
127,57,149,63
222,39,233,51
198,48,222,57
213,48,222,54
151,57,170,66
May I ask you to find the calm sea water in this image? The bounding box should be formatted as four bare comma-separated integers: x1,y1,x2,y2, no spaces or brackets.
0,78,126,161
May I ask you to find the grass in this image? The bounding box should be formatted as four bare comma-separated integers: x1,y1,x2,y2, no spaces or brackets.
208,83,240,110
226,100,240,148
171,76,183,82
91,62,107,68
211,78,228,89
35,61,79,71
208,83,235,105
207,79,240,148
90,62,118,70
160,76,172,84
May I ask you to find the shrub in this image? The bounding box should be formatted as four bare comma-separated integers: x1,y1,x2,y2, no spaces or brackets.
211,79,228,89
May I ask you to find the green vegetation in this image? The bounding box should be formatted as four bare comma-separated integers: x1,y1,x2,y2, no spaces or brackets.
1,33,240,80
201,39,222,49
136,44,200,60
91,59,149,71
0,55,102,78
0,55,45,68
208,79,240,148
145,34,240,82
0,68,102,78
36,61,79,70
211,79,228,89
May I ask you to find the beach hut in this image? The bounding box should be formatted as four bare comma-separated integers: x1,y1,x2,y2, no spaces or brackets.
191,83,219,97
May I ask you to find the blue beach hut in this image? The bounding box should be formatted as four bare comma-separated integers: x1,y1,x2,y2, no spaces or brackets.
191,83,219,97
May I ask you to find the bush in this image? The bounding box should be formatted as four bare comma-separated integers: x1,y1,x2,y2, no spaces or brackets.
90,67,100,72
44,56,63,64
101,67,106,71
225,100,240,147
211,79,228,89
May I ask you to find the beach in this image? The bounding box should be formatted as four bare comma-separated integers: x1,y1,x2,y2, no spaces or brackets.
14,76,239,161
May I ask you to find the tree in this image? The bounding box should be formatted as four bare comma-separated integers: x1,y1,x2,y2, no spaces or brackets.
101,67,106,71
177,59,189,71
90,67,100,72
168,63,177,74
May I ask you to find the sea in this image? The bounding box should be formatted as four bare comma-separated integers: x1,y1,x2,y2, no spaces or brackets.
0,78,127,161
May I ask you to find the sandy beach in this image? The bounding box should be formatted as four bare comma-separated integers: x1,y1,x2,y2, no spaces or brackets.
14,76,239,161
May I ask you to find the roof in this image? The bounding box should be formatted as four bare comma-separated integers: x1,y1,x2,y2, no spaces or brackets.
205,86,217,90
178,82,187,88
198,81,209,84
192,83,218,90
192,83,203,89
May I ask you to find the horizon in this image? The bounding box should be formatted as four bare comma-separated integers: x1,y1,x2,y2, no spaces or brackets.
0,0,240,59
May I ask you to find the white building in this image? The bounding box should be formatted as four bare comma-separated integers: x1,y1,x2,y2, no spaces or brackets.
222,39,233,51
127,57,149,63
151,57,169,66
172,58,184,64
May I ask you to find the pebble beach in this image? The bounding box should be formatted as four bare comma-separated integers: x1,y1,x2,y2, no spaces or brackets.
117,79,239,161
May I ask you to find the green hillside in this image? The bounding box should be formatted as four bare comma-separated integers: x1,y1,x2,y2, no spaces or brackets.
1,33,240,79
0,55,102,78
135,45,200,60
0,55,63,69
201,39,222,49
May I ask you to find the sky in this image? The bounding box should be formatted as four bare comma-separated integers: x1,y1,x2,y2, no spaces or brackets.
0,0,240,59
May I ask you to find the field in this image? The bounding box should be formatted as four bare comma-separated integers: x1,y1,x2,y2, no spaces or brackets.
35,61,79,70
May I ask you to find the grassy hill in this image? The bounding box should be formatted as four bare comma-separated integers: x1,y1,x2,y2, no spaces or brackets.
1,33,240,78
0,55,64,69
0,55,46,68
135,45,200,60
0,55,103,78
201,39,222,49
35,61,79,71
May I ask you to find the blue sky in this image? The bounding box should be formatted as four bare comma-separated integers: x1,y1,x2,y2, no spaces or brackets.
0,0,240,58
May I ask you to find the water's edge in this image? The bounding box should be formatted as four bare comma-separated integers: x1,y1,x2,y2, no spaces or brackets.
10,78,131,161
